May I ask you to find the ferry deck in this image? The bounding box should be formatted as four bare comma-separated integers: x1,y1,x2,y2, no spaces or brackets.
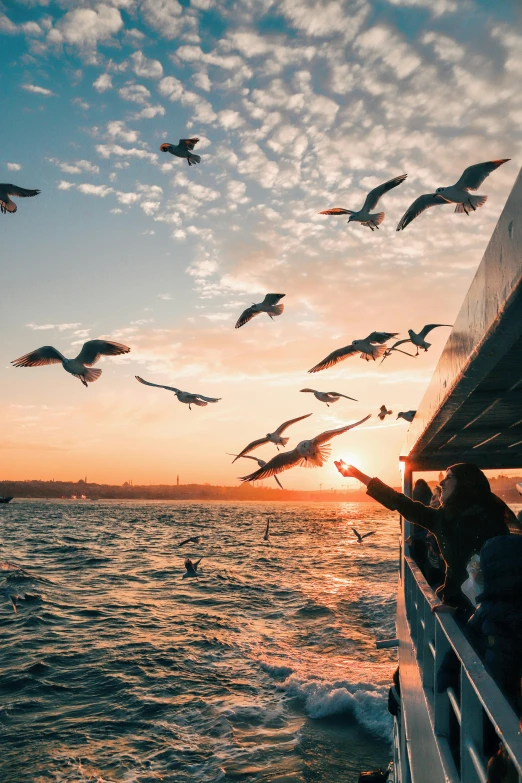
393,169,522,783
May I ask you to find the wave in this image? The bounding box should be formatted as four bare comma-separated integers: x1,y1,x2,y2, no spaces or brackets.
260,658,392,742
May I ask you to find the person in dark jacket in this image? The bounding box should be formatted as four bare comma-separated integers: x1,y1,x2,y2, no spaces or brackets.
334,461,514,614
407,479,445,588
466,534,522,712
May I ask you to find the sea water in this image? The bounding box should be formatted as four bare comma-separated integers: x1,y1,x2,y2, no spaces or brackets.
0,500,399,782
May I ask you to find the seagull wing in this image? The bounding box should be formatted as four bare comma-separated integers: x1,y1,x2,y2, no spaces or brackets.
75,340,130,366
262,293,285,306
274,475,284,489
361,531,375,539
396,193,449,231
275,412,313,436
179,137,200,151
417,324,453,339
327,392,358,401
455,159,510,191
308,344,358,373
366,332,399,344
135,376,181,393
362,174,407,212
194,394,221,403
235,306,261,329
184,557,196,574
313,415,371,445
11,345,65,367
265,520,270,536
227,453,261,464
5,185,41,198
352,527,362,542
232,437,270,462
389,338,411,350
178,538,193,547
319,207,352,215
239,448,301,481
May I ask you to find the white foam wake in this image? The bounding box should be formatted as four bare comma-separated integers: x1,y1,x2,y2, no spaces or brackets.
260,660,392,742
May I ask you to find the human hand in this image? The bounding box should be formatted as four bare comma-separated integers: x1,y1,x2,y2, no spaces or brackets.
334,460,356,478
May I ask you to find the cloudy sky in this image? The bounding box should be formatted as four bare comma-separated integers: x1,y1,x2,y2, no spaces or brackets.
1,0,520,488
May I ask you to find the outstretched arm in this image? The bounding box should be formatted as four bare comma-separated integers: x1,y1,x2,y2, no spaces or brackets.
334,461,440,534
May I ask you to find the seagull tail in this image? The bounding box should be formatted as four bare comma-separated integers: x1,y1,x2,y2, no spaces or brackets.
84,368,102,383
189,153,201,164
280,437,289,447
270,304,284,316
455,195,487,213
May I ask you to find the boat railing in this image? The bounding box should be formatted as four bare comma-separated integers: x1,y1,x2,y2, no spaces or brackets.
403,554,522,783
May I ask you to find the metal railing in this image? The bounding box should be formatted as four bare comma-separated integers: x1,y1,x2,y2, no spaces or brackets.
403,555,522,783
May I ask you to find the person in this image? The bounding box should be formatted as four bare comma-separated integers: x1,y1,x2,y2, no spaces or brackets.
407,479,444,587
334,461,513,615
465,534,522,712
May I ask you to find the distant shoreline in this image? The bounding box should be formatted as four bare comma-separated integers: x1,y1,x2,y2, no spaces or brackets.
0,479,384,503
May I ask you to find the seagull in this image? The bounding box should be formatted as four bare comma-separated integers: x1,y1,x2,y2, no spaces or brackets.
399,324,454,356
300,389,358,407
397,410,416,423
235,294,285,329
178,536,202,547
378,405,393,421
319,174,407,231
396,160,510,231
12,340,131,387
239,416,371,482
231,413,312,462
160,138,201,166
227,454,285,488
0,184,40,215
183,557,202,578
309,332,398,372
135,376,220,410
1,585,21,612
264,520,271,542
352,527,375,544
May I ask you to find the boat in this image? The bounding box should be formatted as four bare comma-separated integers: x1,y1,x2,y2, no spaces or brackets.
390,169,522,783
0,496,13,504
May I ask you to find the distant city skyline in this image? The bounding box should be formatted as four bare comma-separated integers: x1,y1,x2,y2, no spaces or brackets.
2,0,520,487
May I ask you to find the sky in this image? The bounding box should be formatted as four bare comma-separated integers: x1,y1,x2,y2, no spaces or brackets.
1,0,521,489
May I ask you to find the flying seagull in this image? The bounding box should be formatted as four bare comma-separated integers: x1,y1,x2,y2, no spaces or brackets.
394,324,453,356
396,160,510,231
352,527,375,544
378,405,393,421
319,174,407,231
135,376,220,410
264,520,271,542
227,454,284,488
12,340,130,387
160,138,201,166
231,413,312,462
0,184,40,215
239,416,371,482
235,294,285,329
309,332,398,373
397,410,416,423
300,389,358,407
183,557,202,578
178,536,203,547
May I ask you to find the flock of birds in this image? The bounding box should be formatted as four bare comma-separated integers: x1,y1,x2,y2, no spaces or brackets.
4,146,512,492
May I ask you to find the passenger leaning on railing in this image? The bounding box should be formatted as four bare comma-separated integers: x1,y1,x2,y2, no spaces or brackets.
334,461,515,616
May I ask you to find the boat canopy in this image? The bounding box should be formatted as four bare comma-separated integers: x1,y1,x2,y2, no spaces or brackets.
401,169,522,471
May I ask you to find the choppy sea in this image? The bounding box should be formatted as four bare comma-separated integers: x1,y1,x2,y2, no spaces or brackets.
0,500,399,783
